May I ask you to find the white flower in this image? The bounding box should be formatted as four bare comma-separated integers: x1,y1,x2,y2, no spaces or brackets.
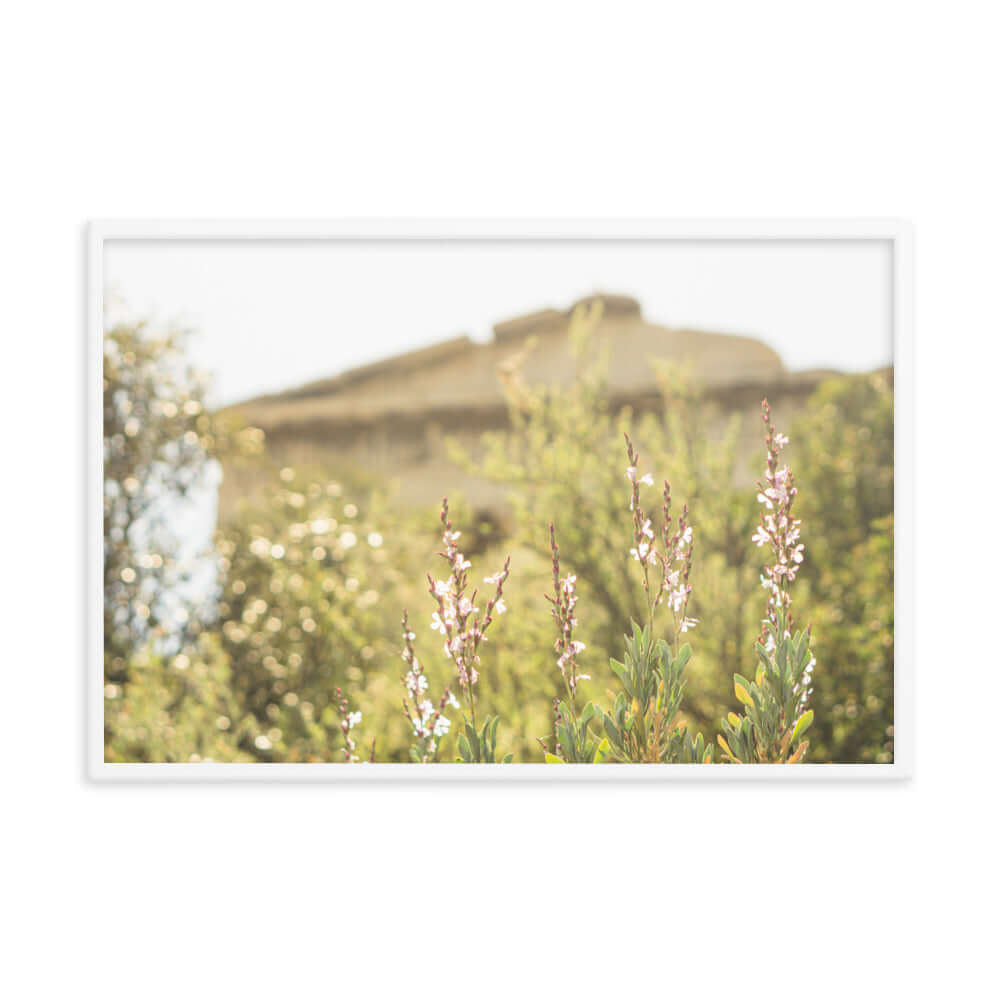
556,640,586,672
458,597,478,616
680,617,699,633
347,711,362,729
625,467,654,487
484,571,505,585
774,432,789,448
630,541,652,562
751,525,770,547
433,715,451,738
641,519,655,539
493,597,507,615
405,671,428,694
668,586,689,613
430,611,448,634
433,579,455,597
446,691,460,709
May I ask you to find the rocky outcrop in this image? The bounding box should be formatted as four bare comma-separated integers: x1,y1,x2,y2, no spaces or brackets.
218,293,834,517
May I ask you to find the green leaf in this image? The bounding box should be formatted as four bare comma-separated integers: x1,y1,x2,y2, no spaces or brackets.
603,716,620,745
791,709,814,742
717,734,738,762
609,659,628,685
544,753,565,764
734,681,753,708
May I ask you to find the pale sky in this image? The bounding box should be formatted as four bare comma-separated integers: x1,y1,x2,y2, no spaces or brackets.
104,238,893,407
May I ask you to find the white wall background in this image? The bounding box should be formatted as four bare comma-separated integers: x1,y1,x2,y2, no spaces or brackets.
3,2,997,997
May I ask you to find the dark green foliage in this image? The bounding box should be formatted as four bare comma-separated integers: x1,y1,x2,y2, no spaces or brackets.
456,716,513,763
718,612,815,763
598,623,713,763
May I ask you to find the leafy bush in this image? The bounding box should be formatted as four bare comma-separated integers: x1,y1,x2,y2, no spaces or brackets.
792,374,894,762
214,468,402,761
104,634,258,762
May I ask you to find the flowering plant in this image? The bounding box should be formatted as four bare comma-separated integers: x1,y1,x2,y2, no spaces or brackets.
542,408,811,765
539,525,606,763
412,498,513,763
592,435,711,763
717,401,816,763
400,610,459,762
332,685,371,762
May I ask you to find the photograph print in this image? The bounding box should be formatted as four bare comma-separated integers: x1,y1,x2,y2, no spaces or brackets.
96,224,900,772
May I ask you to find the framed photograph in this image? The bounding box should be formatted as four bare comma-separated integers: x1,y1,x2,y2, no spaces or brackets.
89,220,912,780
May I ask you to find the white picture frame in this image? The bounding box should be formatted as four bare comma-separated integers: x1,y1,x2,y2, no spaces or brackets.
88,219,913,781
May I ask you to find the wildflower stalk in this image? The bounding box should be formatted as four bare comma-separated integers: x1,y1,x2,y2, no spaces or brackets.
332,685,364,763
625,434,697,652
595,436,711,763
718,401,816,764
540,525,604,763
426,498,513,763
400,610,459,763
546,524,588,717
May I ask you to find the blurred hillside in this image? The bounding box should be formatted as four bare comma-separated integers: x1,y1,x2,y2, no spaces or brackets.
218,293,860,518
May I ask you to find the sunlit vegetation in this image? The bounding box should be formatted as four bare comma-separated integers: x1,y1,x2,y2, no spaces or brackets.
104,309,893,764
